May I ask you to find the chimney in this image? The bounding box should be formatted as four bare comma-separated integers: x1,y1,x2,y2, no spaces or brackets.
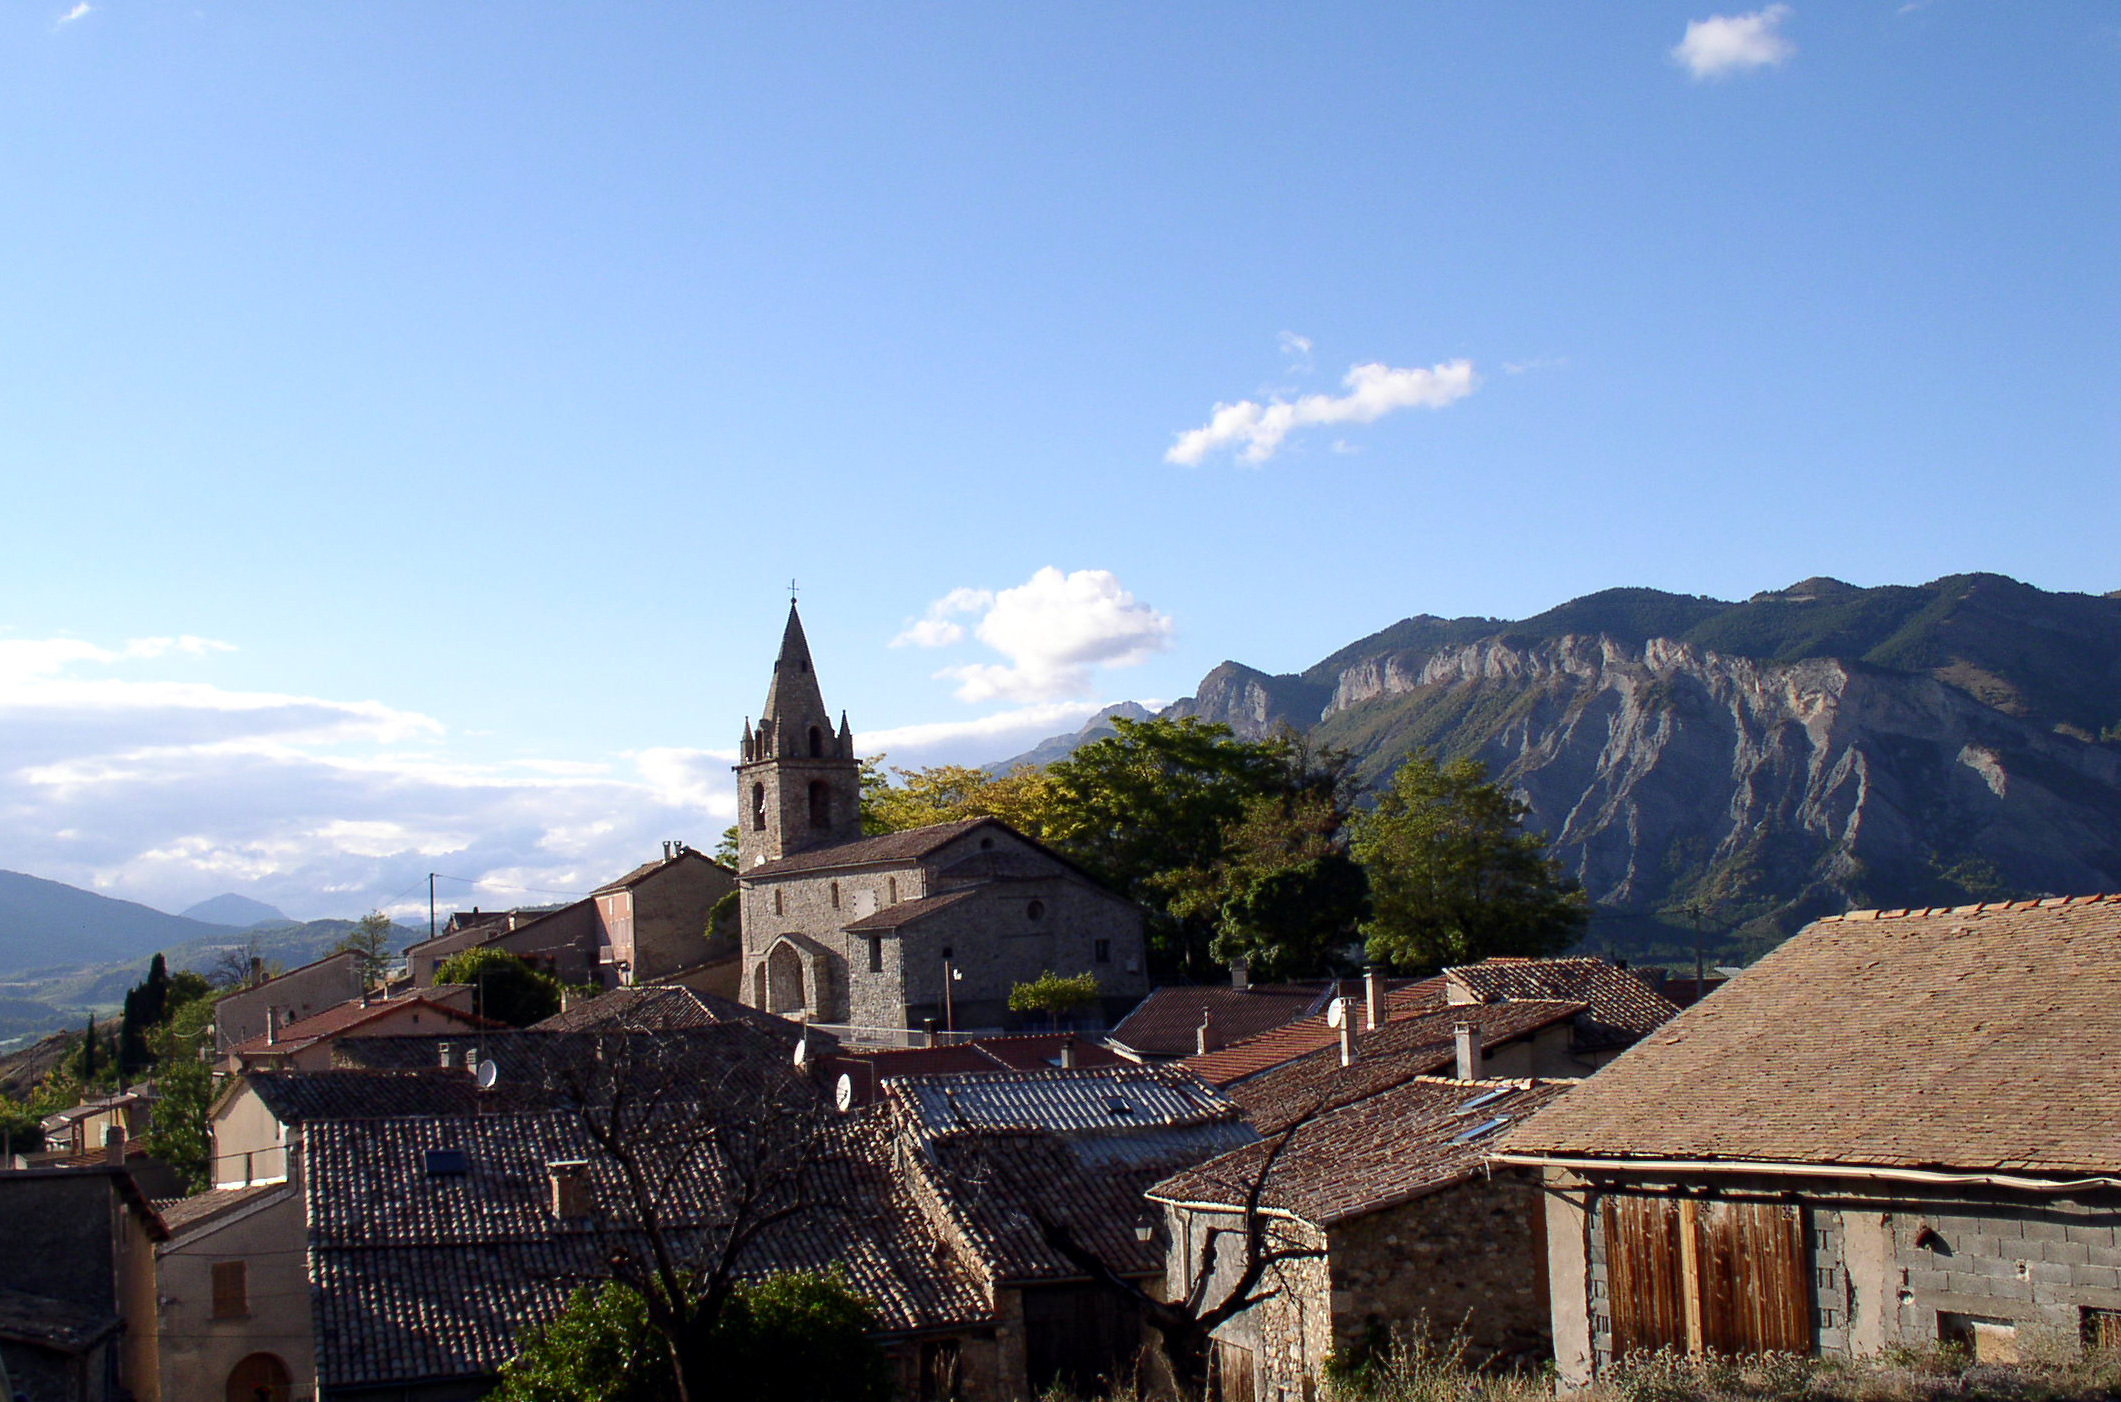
1338,1013,1356,1068
1196,1010,1218,1057
265,1008,280,1045
104,1125,125,1166
922,1018,938,1049
1229,958,1249,992
249,955,264,987
547,1161,591,1220
662,840,673,860
1453,1022,1482,1081
438,1042,455,1070
1364,965,1383,1031
1059,1041,1076,1069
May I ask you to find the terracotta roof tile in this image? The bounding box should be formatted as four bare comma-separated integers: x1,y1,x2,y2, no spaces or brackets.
1108,985,1328,1058
1445,957,1678,1050
743,819,994,878
227,994,499,1058
1151,1077,1576,1227
1502,894,2121,1176
152,1183,291,1236
1182,978,1449,1084
841,888,984,931
0,1287,120,1355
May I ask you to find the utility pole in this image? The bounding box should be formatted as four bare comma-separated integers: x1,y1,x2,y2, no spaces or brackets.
1691,904,1706,1000
429,874,437,941
942,956,956,1036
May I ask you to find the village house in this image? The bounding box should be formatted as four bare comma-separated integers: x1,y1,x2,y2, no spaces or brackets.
1183,957,1678,1090
0,1164,165,1402
34,1087,153,1161
402,845,737,991
224,992,498,1073
214,950,366,1056
735,606,1149,1034
1499,894,2121,1384
1108,981,1350,1063
154,1184,311,1402
887,1064,1259,1398
1149,1074,1577,1401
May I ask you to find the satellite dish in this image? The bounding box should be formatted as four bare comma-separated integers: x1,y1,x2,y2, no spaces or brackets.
1326,999,1345,1029
792,1038,810,1067
475,1060,498,1090
835,1074,855,1113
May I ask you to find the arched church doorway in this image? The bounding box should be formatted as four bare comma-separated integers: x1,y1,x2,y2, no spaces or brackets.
227,1352,292,1402
765,942,805,1015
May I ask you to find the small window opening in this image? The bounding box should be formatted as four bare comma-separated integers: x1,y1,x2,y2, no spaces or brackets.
1094,939,1110,964
751,783,766,832
1453,1086,1519,1117
773,889,784,917
979,837,995,850
211,1260,248,1319
831,881,841,910
1105,1098,1135,1118
1450,1116,1511,1144
869,935,883,973
888,877,899,903
809,726,823,757
424,1149,469,1176
1027,900,1044,921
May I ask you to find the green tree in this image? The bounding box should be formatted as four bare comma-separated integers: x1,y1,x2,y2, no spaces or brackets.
495,1272,888,1402
1349,752,1588,973
117,953,174,1078
0,1093,41,1158
1007,970,1102,1029
144,990,218,1192
433,948,563,1027
332,910,397,986
1162,788,1372,981
861,757,1057,838
1041,717,1325,978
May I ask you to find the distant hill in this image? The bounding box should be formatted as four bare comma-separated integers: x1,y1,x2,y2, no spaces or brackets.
987,702,1153,773
0,869,234,976
179,892,289,927
984,573,2121,965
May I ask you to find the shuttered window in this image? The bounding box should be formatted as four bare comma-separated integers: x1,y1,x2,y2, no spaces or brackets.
211,1259,248,1319
1604,1196,1810,1360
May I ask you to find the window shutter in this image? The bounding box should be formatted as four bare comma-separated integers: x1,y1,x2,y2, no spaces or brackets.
211,1259,248,1319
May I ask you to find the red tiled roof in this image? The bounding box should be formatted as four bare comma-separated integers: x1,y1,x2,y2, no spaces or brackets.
1445,957,1678,1050
743,819,995,878
591,847,729,894
1152,1077,1576,1227
1108,985,1325,1058
1182,977,1449,1084
153,1183,291,1236
1223,1000,1586,1134
228,995,501,1058
821,1036,1131,1106
841,888,984,932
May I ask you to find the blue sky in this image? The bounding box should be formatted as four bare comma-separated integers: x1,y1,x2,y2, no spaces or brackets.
1,3,2115,921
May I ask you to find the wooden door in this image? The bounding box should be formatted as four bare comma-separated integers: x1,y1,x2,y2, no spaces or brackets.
1603,1195,1811,1359
226,1352,291,1402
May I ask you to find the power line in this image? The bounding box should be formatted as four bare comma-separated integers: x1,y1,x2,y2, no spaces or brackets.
427,874,593,899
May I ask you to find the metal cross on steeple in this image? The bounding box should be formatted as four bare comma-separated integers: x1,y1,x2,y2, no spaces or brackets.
788,578,799,605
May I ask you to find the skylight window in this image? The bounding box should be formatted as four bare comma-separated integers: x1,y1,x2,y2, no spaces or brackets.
424,1149,470,1176
1453,1086,1519,1117
1106,1098,1135,1117
1451,1116,1512,1144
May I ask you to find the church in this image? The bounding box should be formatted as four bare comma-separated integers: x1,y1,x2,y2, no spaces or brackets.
735,604,1149,1034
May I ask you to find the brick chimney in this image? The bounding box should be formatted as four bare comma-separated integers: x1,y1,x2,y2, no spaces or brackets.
104,1125,124,1166
438,1042,455,1070
265,1008,280,1045
547,1161,591,1219
1195,1010,1218,1057
1364,965,1383,1031
1338,999,1357,1067
1059,1041,1077,1069
1229,958,1249,992
1453,1022,1482,1080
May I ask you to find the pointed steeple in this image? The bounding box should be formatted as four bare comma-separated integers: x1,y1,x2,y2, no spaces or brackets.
760,602,830,737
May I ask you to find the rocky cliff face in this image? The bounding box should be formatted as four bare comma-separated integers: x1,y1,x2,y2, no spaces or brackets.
1306,634,2121,928
1164,662,1332,739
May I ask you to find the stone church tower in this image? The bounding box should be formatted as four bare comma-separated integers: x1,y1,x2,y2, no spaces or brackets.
735,604,861,868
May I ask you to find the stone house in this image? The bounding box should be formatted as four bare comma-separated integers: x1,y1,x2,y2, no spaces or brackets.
214,951,366,1056
735,606,1148,1033
1148,1076,1576,1401
1184,957,1677,1092
154,1184,311,1402
0,1165,166,1402
224,993,497,1073
1499,894,2121,1384
35,1088,153,1160
402,902,588,987
1109,982,1351,1063
886,1065,1259,1398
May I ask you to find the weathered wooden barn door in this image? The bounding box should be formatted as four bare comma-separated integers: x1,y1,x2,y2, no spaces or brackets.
1603,1195,1810,1359
1694,1200,1810,1354
1604,1196,1688,1356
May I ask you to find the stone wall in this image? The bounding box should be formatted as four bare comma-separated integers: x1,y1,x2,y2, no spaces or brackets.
624,856,737,982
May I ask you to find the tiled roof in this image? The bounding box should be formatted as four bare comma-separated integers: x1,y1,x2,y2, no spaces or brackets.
1108,985,1327,1059
1151,1077,1576,1228
227,994,498,1058
0,1287,120,1355
530,985,800,1040
967,1033,1129,1072
1502,895,2121,1177
888,1064,1241,1144
744,819,994,879
152,1183,290,1237
1446,957,1679,1050
592,848,728,894
821,1037,1130,1107
841,888,984,932
1223,1000,1586,1134
244,1069,516,1123
305,1110,991,1389
1182,978,1449,1085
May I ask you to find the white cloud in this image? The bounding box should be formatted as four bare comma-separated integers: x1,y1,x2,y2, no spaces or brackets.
53,2,90,24
1672,6,1796,79
857,701,1113,759
1278,331,1314,372
1165,359,1479,466
0,637,742,934
902,568,1174,704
